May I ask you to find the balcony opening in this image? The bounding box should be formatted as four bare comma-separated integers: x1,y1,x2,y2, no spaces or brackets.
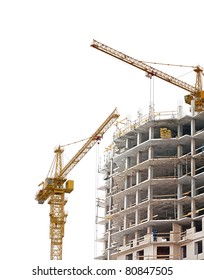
195,240,203,255
157,246,170,259
126,253,133,260
181,245,187,259
137,250,144,260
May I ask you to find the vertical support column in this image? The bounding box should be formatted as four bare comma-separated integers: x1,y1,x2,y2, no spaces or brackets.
149,126,154,140
123,235,127,246
171,223,181,259
135,187,140,226
124,214,127,229
124,194,128,209
148,146,154,160
191,100,195,118
135,230,139,245
191,180,196,220
147,184,153,221
126,138,131,149
147,165,153,221
107,158,114,260
148,166,153,182
148,142,154,222
136,171,141,185
125,157,130,170
191,117,196,226
177,124,183,138
137,152,142,165
147,226,152,243
177,142,183,218
136,131,142,242
137,132,142,146
148,130,154,221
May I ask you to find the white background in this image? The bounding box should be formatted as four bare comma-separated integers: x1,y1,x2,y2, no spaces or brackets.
0,0,203,278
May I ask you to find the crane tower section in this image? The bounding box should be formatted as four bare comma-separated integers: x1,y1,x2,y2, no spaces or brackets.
35,108,119,260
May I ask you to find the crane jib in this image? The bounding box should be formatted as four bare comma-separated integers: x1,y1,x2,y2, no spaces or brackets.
91,39,198,95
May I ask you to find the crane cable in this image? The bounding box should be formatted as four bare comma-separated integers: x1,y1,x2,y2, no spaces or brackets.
140,60,195,68
144,60,196,85
61,137,90,148
46,136,101,178
143,60,197,80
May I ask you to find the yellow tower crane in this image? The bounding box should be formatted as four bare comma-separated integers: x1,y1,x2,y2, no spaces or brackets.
35,108,120,260
91,39,204,112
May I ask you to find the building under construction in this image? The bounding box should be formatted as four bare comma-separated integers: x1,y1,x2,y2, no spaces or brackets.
96,107,204,260
91,39,204,260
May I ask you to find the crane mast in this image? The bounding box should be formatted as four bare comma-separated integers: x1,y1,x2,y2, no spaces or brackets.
91,39,204,112
35,108,120,260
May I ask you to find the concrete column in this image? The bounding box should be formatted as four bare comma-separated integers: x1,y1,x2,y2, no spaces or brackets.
147,177,153,220
123,235,127,246
125,175,131,189
191,179,196,224
126,138,131,149
124,195,128,209
147,203,153,221
191,137,196,156
124,176,127,189
190,117,196,226
136,188,140,204
191,198,196,220
191,118,195,136
149,126,154,139
132,173,136,186
135,209,140,225
124,214,127,229
147,227,152,243
137,132,142,145
177,202,183,219
177,144,183,180
191,100,195,117
191,119,196,225
148,166,153,180
171,223,181,241
148,184,153,199
177,105,183,119
136,171,141,184
148,146,154,159
177,124,183,137
129,175,132,187
177,184,183,199
125,157,130,170
177,144,183,157
191,154,195,176
177,139,183,218
147,227,152,234
134,230,138,242
171,224,181,259
137,151,142,164
191,178,196,196
107,159,114,260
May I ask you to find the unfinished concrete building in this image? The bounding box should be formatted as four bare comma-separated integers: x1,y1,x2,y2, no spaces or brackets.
96,108,204,260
